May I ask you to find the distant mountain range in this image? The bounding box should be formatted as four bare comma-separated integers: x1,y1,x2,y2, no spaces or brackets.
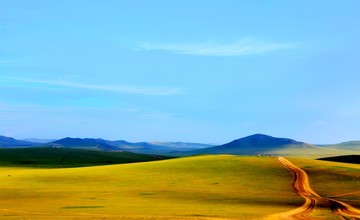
1,134,359,158
0,135,213,155
51,138,122,151
49,137,214,154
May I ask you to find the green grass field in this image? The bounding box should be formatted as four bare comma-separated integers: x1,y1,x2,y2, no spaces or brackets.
0,147,170,167
0,155,303,219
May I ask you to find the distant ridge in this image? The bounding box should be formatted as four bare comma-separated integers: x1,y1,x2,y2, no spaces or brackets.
337,141,360,146
22,138,55,144
49,137,213,154
51,137,121,151
320,141,360,151
0,136,38,147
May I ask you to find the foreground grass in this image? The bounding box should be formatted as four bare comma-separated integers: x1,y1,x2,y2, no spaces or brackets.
0,155,302,219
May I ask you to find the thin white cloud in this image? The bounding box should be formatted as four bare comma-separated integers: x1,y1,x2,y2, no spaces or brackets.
140,38,298,56
2,77,181,95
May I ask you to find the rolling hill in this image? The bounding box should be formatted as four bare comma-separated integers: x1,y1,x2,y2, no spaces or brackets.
319,141,360,151
0,147,171,167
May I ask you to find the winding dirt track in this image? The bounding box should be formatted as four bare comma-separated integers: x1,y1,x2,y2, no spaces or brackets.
271,157,360,220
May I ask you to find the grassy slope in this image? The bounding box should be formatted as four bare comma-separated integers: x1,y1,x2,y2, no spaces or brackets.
289,158,360,209
0,155,303,219
266,145,359,158
186,143,359,159
0,147,169,167
321,141,360,151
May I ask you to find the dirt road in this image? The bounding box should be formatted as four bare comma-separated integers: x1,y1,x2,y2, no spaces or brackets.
268,157,360,220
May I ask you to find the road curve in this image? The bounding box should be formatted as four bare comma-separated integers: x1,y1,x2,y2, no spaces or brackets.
276,157,321,220
269,157,360,220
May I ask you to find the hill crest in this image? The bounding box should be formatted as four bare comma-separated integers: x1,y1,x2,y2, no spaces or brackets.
228,133,303,147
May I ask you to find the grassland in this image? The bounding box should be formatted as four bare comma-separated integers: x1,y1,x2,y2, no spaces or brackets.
0,155,303,219
0,155,359,219
0,147,170,167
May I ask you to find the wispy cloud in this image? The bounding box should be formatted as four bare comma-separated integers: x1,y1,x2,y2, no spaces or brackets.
140,38,298,56
1,77,181,95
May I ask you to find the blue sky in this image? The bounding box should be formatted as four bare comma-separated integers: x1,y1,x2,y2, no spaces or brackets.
1,0,360,144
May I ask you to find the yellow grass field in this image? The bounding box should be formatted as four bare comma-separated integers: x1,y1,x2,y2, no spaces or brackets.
0,155,303,219
0,155,359,219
